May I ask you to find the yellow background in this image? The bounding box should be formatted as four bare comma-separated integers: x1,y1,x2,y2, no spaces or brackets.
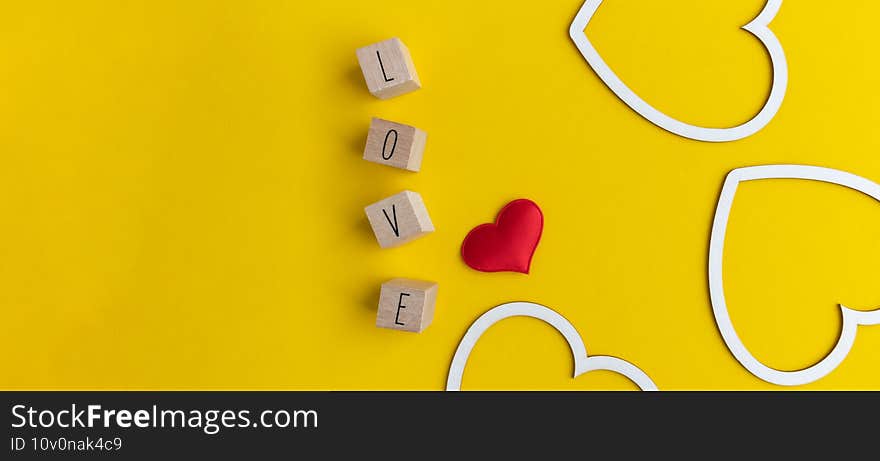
2,0,879,390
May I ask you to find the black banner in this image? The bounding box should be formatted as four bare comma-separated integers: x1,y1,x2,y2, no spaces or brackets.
1,392,872,458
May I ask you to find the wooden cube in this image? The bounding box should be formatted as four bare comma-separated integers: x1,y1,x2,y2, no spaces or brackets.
356,38,421,100
364,191,434,248
376,278,438,333
363,117,427,172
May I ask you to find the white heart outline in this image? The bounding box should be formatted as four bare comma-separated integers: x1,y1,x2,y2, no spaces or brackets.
569,0,788,142
710,165,880,386
446,302,658,391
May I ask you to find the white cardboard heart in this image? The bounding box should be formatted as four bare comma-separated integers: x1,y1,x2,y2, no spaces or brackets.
446,302,658,391
710,165,880,386
569,0,788,142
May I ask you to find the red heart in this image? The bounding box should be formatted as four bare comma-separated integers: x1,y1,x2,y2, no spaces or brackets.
461,199,544,274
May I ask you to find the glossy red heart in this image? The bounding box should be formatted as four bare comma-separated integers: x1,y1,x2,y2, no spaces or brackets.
461,199,544,274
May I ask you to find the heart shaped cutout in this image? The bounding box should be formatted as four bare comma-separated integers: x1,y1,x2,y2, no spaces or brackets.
461,199,543,274
569,0,788,142
446,302,657,391
710,165,880,386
